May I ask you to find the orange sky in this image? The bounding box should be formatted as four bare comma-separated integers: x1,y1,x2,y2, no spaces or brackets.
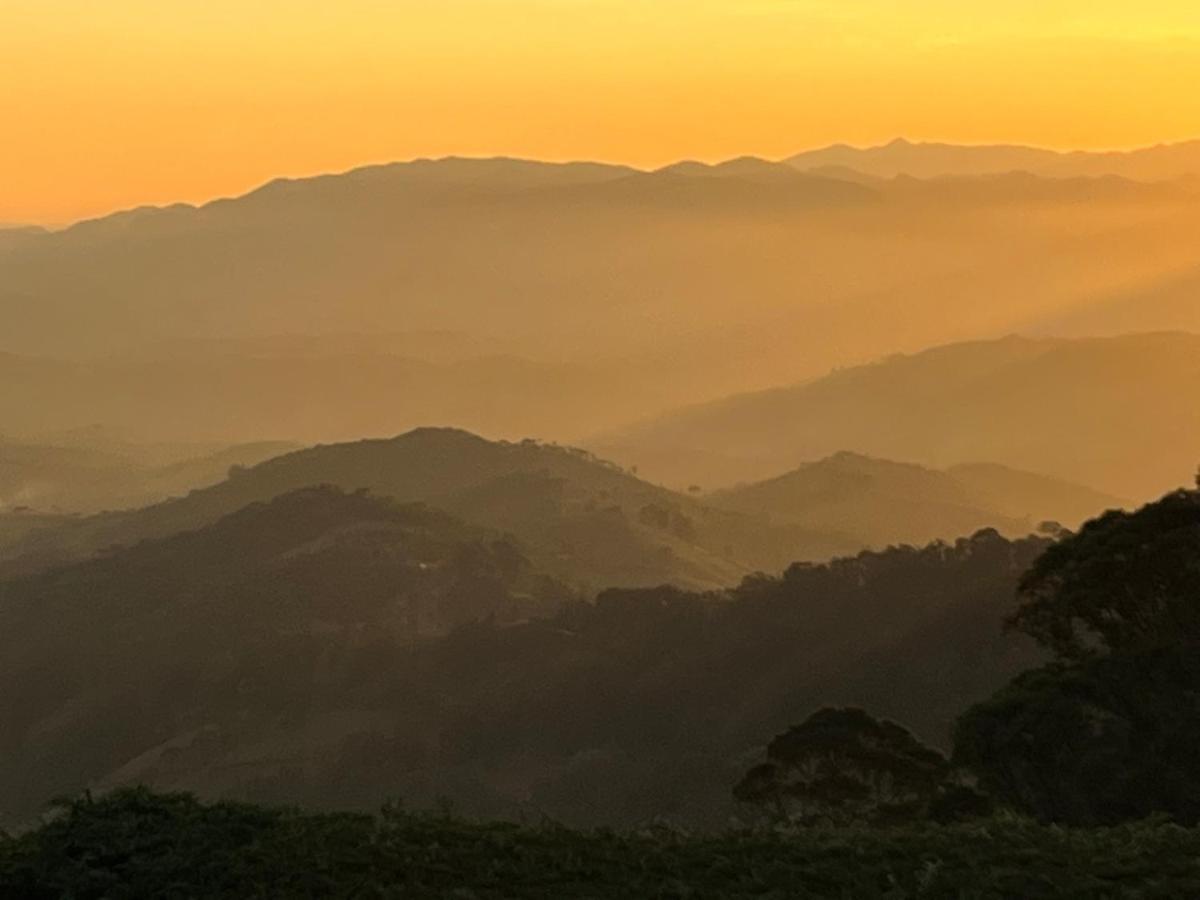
4,0,1200,224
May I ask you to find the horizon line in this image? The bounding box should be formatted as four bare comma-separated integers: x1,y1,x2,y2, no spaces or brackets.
12,133,1200,231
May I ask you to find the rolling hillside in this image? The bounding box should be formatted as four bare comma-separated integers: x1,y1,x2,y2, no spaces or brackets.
0,435,296,515
0,486,569,822
0,428,859,590
0,523,1048,828
594,333,1200,500
707,452,1124,548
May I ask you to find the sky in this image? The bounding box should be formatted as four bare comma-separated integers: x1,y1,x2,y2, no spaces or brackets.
4,0,1200,224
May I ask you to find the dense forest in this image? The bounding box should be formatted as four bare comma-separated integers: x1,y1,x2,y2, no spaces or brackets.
4,449,1198,830
0,478,1050,827
4,477,1199,896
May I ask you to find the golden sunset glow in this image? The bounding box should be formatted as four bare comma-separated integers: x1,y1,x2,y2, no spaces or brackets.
4,0,1200,223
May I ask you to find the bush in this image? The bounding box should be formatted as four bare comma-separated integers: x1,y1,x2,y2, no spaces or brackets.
6,788,1200,898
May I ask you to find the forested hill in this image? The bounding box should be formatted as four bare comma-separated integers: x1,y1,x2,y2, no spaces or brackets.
0,486,568,825
0,435,295,514
0,524,1048,828
0,428,859,591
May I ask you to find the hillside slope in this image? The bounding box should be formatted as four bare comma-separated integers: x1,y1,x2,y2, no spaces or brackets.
0,435,295,515
594,333,1200,500
0,486,567,821
0,527,1048,827
0,428,855,590
707,452,1124,548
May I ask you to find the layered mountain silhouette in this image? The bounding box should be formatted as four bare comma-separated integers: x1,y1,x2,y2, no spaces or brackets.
787,137,1200,181
0,347,689,445
707,452,1123,549
2,429,1126,596
0,428,844,590
0,434,295,514
3,154,1199,449
594,332,1200,500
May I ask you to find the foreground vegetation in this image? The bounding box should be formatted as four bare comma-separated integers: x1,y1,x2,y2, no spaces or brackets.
4,788,1200,899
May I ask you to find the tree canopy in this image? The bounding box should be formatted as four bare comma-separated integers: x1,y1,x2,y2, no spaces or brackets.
734,708,951,825
955,484,1200,825
1010,489,1200,661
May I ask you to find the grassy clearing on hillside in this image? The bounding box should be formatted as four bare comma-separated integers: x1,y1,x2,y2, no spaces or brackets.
3,789,1199,898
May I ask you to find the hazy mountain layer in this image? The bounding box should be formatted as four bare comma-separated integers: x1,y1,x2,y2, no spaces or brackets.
0,435,296,515
2,157,1199,450
0,428,863,591
594,333,1200,500
707,452,1124,548
3,427,1127,591
787,137,1200,181
0,348,707,446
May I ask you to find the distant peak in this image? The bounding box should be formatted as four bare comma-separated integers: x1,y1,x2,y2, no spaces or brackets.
718,155,776,166
827,450,877,463
393,426,491,445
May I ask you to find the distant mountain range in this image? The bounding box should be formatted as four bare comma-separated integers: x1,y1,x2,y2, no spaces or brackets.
0,435,296,514
2,153,1199,441
787,137,1200,181
4,151,1196,521
593,332,1200,500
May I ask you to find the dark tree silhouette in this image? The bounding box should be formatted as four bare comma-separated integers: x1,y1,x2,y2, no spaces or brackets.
734,708,950,824
1010,489,1200,661
955,482,1200,824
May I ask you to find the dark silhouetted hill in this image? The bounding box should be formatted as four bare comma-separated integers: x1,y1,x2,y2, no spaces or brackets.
0,522,1048,827
0,486,568,822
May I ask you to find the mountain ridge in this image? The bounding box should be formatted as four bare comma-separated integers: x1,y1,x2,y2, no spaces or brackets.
787,137,1200,180
0,428,843,591
592,332,1200,500
707,450,1126,548
20,138,1200,232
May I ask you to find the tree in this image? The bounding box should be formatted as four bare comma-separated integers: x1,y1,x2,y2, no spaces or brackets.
1009,489,1200,661
734,708,950,825
954,646,1200,824
954,483,1200,824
